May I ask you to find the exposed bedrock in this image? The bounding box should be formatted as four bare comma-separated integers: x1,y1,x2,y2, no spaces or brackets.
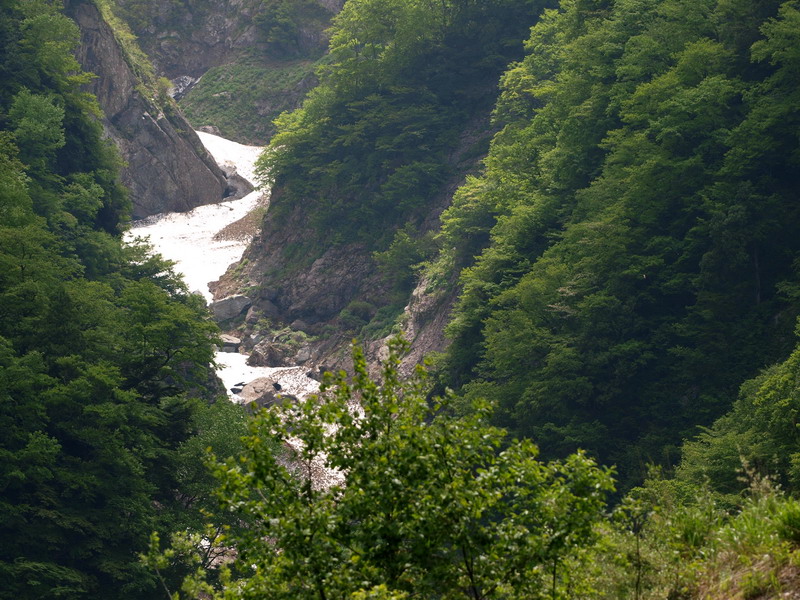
66,0,230,218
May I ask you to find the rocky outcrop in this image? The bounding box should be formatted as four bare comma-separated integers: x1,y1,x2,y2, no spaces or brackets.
65,0,230,218
211,188,455,377
247,336,316,368
219,164,253,201
113,0,260,80
237,377,297,409
248,340,292,368
214,195,388,329
209,294,252,321
219,334,242,352
364,273,461,377
212,112,495,375
113,0,341,80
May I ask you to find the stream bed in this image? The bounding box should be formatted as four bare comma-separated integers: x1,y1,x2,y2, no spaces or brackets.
125,132,319,399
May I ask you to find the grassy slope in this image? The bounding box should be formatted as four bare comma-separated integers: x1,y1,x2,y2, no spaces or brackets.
179,58,317,145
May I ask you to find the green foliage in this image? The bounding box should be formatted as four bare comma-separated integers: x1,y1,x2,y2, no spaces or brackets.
373,224,437,294
5,0,800,597
8,89,66,176
180,59,317,144
93,0,156,88
677,320,800,498
164,339,614,599
338,299,377,331
576,474,800,600
257,0,555,250
0,2,240,597
140,401,251,592
255,0,331,57
439,0,800,484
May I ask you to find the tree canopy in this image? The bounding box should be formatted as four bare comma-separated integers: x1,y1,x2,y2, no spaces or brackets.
437,0,800,483
258,0,556,248
161,339,613,600
0,2,244,597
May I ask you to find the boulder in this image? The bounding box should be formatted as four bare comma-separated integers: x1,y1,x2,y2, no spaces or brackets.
245,306,261,325
290,319,311,332
256,299,281,318
294,346,312,364
306,365,330,382
210,295,251,321
247,332,267,347
219,334,241,352
219,163,254,200
197,124,222,136
238,377,298,409
247,340,290,367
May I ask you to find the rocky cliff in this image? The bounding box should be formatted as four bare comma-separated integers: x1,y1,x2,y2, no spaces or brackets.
211,114,494,376
114,0,264,80
65,0,238,218
109,0,343,144
112,0,343,80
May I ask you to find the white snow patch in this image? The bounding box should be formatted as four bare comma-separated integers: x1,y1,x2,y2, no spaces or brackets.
215,352,319,400
123,131,320,404
126,194,259,300
124,132,264,301
196,131,263,184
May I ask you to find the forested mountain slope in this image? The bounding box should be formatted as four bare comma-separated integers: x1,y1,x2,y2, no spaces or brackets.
0,2,245,596
217,0,556,371
434,0,800,482
221,0,800,489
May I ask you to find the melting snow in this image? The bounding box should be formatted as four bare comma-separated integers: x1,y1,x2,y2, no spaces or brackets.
215,352,319,399
126,132,263,301
123,132,319,400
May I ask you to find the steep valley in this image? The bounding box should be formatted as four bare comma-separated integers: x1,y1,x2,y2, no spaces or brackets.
88,0,800,491
5,0,800,597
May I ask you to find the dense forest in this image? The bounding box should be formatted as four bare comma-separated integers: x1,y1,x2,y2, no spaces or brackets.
0,1,246,597
259,0,799,469
3,0,800,598
438,0,800,486
259,0,556,243
252,0,800,485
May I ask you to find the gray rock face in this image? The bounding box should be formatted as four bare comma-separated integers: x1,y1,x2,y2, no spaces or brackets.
248,340,290,368
219,163,254,200
170,75,197,100
210,295,252,321
113,0,343,80
222,199,388,326
219,334,242,352
197,125,223,136
238,377,297,409
244,306,261,325
66,0,229,218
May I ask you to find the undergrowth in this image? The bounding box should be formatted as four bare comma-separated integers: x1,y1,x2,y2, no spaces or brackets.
179,59,317,144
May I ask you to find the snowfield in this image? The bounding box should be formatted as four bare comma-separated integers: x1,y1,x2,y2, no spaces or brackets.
125,132,319,400
126,132,263,301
